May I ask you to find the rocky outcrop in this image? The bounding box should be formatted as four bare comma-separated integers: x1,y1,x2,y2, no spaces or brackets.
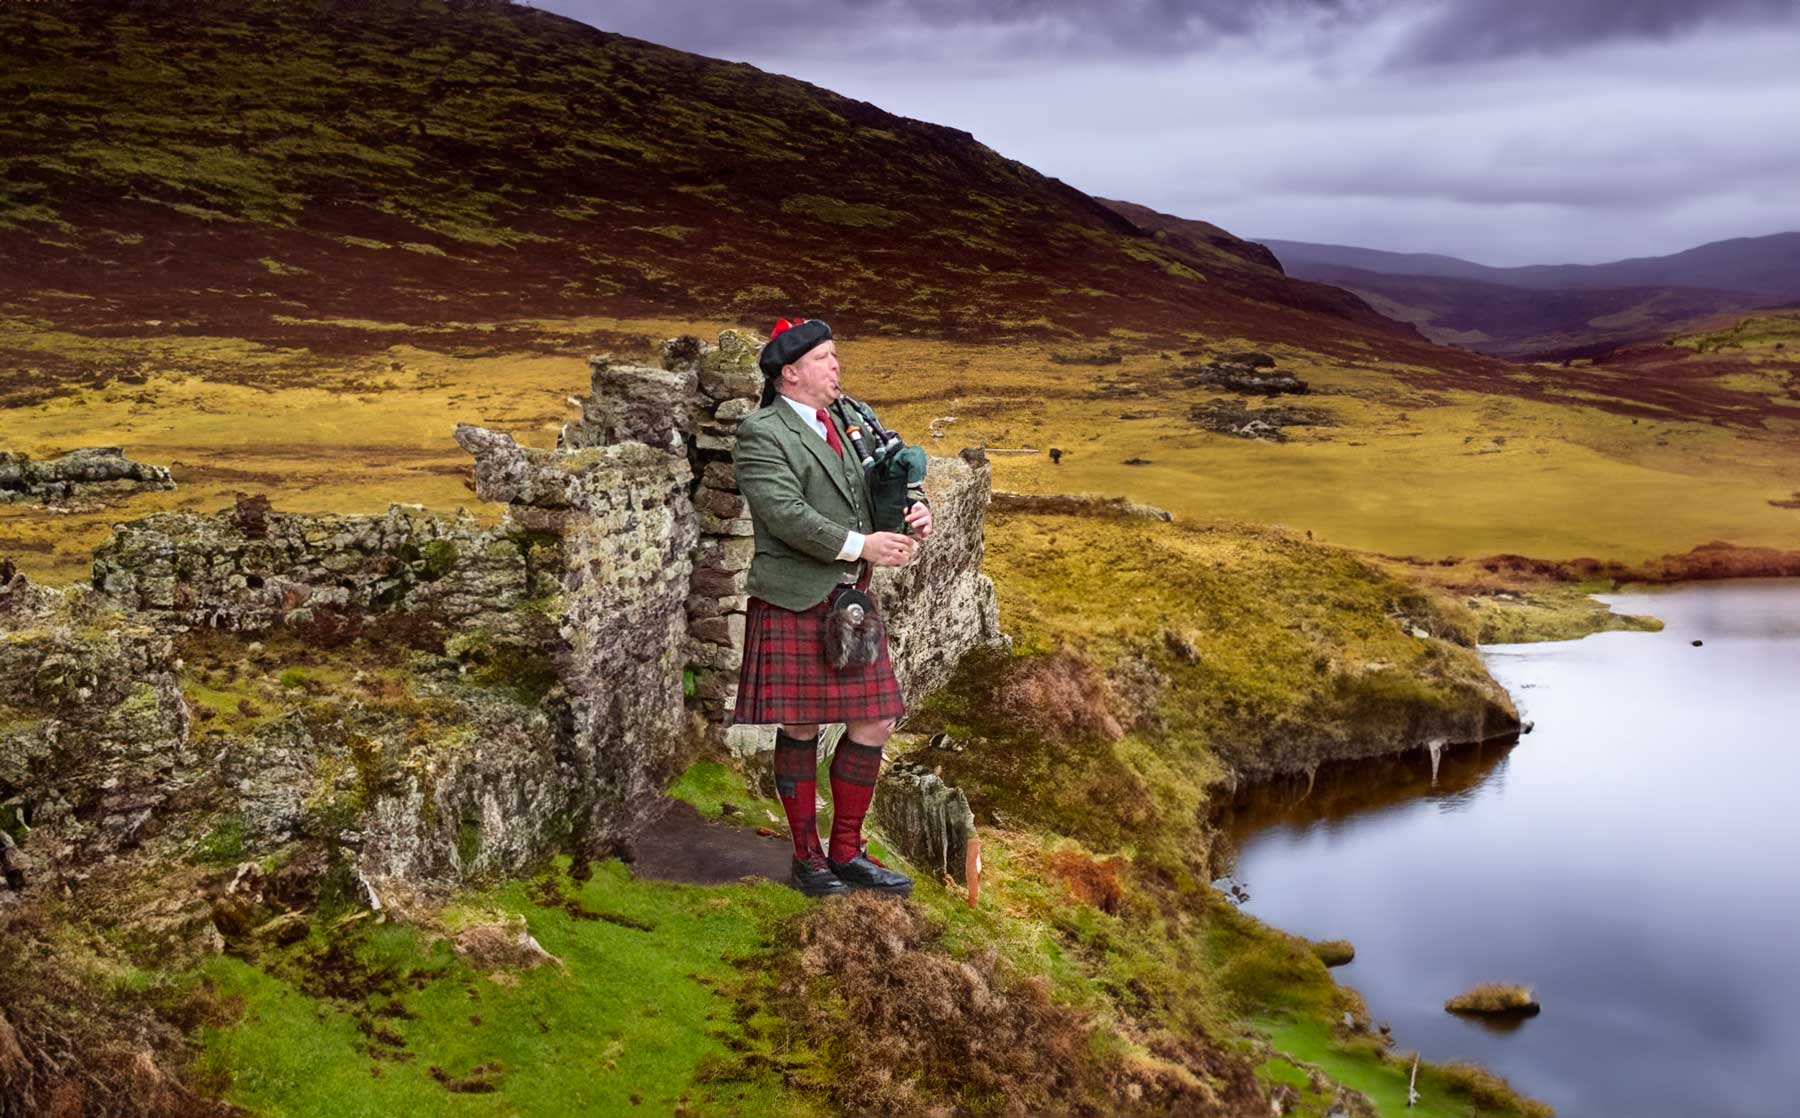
1191,397,1331,442
0,608,195,894
1177,353,1309,396
872,450,1007,706
991,491,1173,522
874,760,977,883
0,447,174,506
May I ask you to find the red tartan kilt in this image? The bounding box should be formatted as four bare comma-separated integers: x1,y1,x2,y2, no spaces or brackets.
732,593,906,725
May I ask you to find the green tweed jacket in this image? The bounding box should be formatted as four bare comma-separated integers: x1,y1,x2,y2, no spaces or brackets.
733,400,874,612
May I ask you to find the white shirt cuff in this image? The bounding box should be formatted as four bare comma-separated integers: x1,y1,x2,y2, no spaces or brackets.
836,530,865,562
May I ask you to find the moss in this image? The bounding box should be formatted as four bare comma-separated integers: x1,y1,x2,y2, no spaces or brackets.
454,816,482,870
446,626,557,706
195,858,818,1116
778,194,902,229
190,815,247,867
417,538,458,581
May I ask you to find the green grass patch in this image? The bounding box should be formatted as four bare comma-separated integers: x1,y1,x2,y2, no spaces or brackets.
198,858,821,1118
1260,1017,1551,1118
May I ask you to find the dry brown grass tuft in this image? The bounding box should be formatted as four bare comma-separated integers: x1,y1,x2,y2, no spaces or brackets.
1444,982,1539,1015
1308,939,1355,967
770,893,1260,1117
1046,849,1127,915
1438,1060,1556,1118
995,650,1123,744
0,908,243,1118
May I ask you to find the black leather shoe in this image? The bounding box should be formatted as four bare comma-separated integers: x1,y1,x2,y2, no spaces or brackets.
790,854,851,898
827,850,913,897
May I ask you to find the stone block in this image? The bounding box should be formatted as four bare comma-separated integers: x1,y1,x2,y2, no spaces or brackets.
725,725,774,760
691,567,748,598
689,613,745,647
874,761,977,882
700,461,736,490
701,488,745,519
697,511,755,536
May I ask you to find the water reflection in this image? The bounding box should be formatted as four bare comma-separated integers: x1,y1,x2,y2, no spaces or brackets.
1220,578,1800,1118
1215,735,1518,860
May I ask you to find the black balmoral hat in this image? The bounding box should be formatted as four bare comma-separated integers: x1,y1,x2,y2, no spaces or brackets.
757,317,832,405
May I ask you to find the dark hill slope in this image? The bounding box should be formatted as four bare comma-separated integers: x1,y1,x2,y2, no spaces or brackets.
1264,234,1800,360
1096,197,1399,330
1292,261,1778,360
2,0,1426,363
1264,233,1800,296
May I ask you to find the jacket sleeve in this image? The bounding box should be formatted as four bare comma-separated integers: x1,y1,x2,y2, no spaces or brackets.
734,417,855,563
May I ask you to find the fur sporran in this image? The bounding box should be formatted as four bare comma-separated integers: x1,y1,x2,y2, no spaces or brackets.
823,587,884,670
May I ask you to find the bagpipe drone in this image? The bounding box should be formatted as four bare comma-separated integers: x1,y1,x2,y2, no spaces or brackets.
830,392,928,535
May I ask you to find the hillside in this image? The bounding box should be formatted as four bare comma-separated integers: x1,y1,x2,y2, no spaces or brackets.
1285,261,1774,360
1260,234,1800,360
1263,233,1800,294
0,0,1448,408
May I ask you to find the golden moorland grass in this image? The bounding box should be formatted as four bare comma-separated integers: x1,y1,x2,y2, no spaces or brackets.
5,313,1799,586
1445,982,1540,1016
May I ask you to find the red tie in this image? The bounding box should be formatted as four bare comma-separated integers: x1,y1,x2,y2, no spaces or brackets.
816,408,844,458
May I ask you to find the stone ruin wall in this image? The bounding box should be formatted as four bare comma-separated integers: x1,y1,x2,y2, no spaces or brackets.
1,329,1002,900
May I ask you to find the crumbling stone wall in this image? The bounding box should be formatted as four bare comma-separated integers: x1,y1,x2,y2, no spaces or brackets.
92,502,550,633
0,593,195,889
2,328,1002,905
0,447,174,506
454,427,698,846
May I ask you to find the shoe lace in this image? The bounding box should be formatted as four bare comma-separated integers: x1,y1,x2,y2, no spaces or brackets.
800,850,831,872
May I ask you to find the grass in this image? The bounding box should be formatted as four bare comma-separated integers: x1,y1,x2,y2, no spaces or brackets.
1261,1018,1551,1118
1310,939,1356,967
1445,982,1540,1015
196,858,822,1118
6,315,1799,587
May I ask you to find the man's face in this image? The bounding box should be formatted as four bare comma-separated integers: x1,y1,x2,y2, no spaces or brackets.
781,340,840,408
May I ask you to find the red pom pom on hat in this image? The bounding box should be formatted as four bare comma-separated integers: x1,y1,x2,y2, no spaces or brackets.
771,317,798,337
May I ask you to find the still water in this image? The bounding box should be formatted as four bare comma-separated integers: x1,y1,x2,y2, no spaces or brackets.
1218,579,1800,1117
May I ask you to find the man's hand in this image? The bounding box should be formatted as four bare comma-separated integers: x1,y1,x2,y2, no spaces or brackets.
859,531,917,567
903,501,933,539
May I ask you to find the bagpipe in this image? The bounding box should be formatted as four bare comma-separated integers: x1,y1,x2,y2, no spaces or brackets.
830,392,928,535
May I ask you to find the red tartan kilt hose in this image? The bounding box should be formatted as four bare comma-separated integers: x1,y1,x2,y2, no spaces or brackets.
732,594,906,725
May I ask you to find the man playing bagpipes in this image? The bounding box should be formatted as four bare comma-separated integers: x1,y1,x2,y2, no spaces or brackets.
731,318,932,898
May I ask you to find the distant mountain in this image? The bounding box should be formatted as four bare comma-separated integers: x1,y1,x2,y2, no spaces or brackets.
1262,234,1800,360
0,0,1427,370
1263,234,1800,296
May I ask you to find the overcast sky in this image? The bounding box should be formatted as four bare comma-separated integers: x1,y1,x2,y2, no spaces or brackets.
537,0,1800,265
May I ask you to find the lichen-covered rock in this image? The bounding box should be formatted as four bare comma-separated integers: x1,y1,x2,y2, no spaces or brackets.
1177,355,1308,396
558,355,697,452
0,603,196,889
873,451,1008,704
1190,397,1331,442
0,446,175,505
458,422,697,847
226,682,567,884
874,761,976,883
92,499,546,633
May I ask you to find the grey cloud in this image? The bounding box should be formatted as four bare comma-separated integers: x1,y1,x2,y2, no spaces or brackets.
531,0,1800,264
539,0,1350,57
1386,0,1800,66
542,0,1800,64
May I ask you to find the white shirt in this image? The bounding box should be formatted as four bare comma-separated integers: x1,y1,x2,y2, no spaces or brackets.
780,394,864,562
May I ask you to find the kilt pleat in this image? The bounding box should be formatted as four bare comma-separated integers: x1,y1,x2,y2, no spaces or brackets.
732,594,906,725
